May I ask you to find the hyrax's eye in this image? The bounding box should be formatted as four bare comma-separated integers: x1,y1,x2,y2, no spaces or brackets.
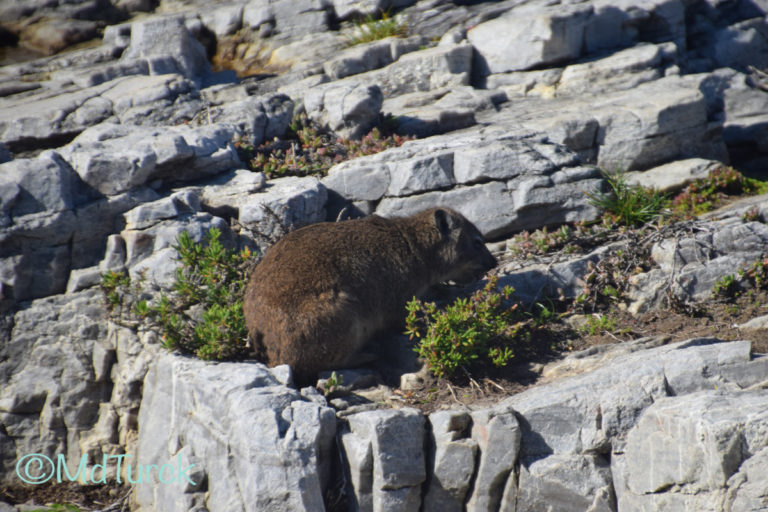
473,239,484,249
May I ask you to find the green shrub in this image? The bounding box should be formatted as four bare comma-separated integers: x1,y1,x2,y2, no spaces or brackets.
405,277,524,378
588,171,669,226
234,114,412,179
347,11,407,46
712,257,768,299
672,166,768,216
102,228,255,360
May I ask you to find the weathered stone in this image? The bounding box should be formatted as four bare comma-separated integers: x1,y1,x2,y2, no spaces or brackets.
200,4,244,36
0,289,112,485
386,152,454,197
345,408,426,512
0,74,202,150
331,0,417,20
624,158,722,193
323,161,390,202
468,4,593,75
424,411,477,512
383,86,504,138
323,36,425,80
59,123,240,196
713,17,768,71
724,446,768,512
304,82,383,139
0,150,82,219
238,176,327,242
134,352,336,512
205,93,294,144
465,407,521,512
516,454,615,512
557,42,676,96
376,181,515,239
121,16,210,79
618,390,768,506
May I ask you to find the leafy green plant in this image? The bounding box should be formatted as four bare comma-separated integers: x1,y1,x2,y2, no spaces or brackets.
588,171,669,226
319,371,343,396
712,257,768,299
30,505,81,512
405,277,524,378
102,228,256,360
347,11,408,46
578,313,619,336
234,114,412,179
712,274,738,298
672,166,768,216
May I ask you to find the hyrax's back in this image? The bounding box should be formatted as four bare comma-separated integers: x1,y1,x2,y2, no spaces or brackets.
243,207,497,384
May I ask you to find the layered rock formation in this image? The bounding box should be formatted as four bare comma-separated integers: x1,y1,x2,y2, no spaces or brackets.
2,0,768,510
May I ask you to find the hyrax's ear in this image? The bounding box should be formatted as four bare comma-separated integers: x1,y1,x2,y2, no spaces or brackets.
433,208,461,237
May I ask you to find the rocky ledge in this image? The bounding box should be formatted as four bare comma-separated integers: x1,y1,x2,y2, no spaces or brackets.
2,0,768,511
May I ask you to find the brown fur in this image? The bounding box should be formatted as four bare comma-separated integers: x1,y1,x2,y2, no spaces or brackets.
243,207,497,384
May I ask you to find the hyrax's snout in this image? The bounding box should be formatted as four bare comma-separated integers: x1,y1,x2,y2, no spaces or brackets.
448,233,498,285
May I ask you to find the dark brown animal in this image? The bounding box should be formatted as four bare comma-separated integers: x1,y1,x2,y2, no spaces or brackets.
243,207,497,384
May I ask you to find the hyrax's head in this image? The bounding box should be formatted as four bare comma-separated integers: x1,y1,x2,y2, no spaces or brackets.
424,207,498,285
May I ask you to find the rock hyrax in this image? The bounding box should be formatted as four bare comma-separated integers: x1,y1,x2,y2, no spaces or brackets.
243,207,498,384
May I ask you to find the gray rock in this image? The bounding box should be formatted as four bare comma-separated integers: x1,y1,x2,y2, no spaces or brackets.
724,445,768,512
624,158,722,193
618,390,768,508
386,152,454,197
65,265,102,293
0,150,80,219
635,219,768,306
331,0,417,20
121,16,210,79
713,17,768,71
0,74,202,150
304,82,383,140
344,408,426,512
200,4,244,36
468,4,593,75
465,407,521,512
0,289,112,485
52,58,150,89
498,243,617,305
238,176,327,242
204,93,294,145
516,454,615,512
375,43,472,97
134,352,336,512
504,338,761,459
383,86,505,138
424,411,477,512
59,123,240,196
557,42,676,96
196,169,267,218
376,181,515,239
323,36,425,80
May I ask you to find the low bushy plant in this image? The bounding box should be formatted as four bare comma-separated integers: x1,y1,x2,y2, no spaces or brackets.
347,11,407,46
712,257,768,299
234,114,412,179
102,228,255,360
672,166,768,216
587,171,669,226
405,277,524,378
